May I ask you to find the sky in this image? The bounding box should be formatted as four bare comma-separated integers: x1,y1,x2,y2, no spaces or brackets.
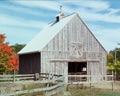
0,0,120,52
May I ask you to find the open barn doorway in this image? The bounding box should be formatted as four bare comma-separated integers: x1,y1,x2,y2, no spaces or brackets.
68,62,87,75
68,62,87,82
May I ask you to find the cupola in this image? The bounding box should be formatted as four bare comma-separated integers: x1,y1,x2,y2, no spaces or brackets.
55,6,65,22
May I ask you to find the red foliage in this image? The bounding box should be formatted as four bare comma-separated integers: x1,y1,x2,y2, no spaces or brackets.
8,54,18,70
0,34,18,72
0,34,6,43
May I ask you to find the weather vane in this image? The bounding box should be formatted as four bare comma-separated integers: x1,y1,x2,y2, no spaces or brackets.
60,5,62,13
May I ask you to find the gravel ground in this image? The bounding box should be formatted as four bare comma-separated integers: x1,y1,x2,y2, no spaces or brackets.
0,83,23,93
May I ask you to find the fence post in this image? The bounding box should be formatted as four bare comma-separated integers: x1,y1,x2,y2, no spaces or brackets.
45,72,51,96
90,71,91,89
112,74,114,91
13,70,15,83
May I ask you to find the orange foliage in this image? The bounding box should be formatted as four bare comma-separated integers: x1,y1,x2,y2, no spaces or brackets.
0,34,18,72
0,34,6,43
9,54,18,70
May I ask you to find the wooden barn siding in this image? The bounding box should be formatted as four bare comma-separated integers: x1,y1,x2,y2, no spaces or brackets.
19,52,41,74
41,15,106,81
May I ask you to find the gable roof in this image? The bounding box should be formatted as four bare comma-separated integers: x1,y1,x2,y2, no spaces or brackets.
18,12,107,55
18,13,76,54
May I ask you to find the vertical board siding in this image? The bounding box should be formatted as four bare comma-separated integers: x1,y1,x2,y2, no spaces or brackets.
19,53,40,74
40,14,107,82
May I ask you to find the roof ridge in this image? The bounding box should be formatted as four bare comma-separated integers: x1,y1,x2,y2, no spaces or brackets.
62,12,77,19
48,12,77,25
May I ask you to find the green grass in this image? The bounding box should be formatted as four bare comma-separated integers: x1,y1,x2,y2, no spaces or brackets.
67,88,120,96
67,85,120,96
22,83,45,90
17,83,46,96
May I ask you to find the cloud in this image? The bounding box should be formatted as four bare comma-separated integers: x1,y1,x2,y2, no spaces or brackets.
108,8,120,15
75,7,120,24
10,0,74,14
65,0,110,11
0,4,47,17
0,26,40,45
11,0,120,24
0,13,47,29
11,1,61,11
61,1,120,24
88,24,120,51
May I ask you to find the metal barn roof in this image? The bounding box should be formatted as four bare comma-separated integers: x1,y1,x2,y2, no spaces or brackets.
18,13,76,54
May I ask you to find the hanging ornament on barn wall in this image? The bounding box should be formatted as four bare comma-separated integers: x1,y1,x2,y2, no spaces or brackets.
69,42,83,58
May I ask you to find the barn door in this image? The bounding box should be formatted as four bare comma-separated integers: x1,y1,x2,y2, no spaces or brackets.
19,52,41,74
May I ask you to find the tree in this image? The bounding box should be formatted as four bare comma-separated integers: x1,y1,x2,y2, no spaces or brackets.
11,43,25,53
109,48,120,61
107,53,114,63
107,48,120,80
0,34,18,73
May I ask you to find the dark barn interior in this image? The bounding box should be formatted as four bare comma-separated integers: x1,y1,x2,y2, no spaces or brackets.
68,62,87,75
19,52,41,74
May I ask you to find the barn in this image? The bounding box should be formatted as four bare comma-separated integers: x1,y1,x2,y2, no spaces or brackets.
18,12,107,83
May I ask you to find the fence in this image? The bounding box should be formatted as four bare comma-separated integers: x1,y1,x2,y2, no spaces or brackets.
0,73,65,96
0,73,63,82
68,74,114,84
0,74,114,96
0,74,34,83
68,74,114,91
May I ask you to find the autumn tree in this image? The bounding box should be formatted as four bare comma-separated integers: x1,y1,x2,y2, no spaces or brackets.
0,34,18,74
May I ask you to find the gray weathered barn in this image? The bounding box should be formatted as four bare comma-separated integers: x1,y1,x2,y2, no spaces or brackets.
18,12,107,82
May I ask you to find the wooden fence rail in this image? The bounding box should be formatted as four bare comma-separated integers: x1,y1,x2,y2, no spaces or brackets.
0,74,65,96
0,76,64,96
0,74,34,82
68,75,114,84
0,73,62,83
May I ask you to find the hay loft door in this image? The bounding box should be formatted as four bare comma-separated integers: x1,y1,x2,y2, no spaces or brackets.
68,62,87,75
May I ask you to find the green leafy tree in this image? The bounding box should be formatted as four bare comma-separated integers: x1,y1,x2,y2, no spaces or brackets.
11,43,25,53
107,48,120,79
107,53,114,63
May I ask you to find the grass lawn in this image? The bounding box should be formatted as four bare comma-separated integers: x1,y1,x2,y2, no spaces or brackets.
66,82,120,96
1,81,120,96
67,88,120,96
